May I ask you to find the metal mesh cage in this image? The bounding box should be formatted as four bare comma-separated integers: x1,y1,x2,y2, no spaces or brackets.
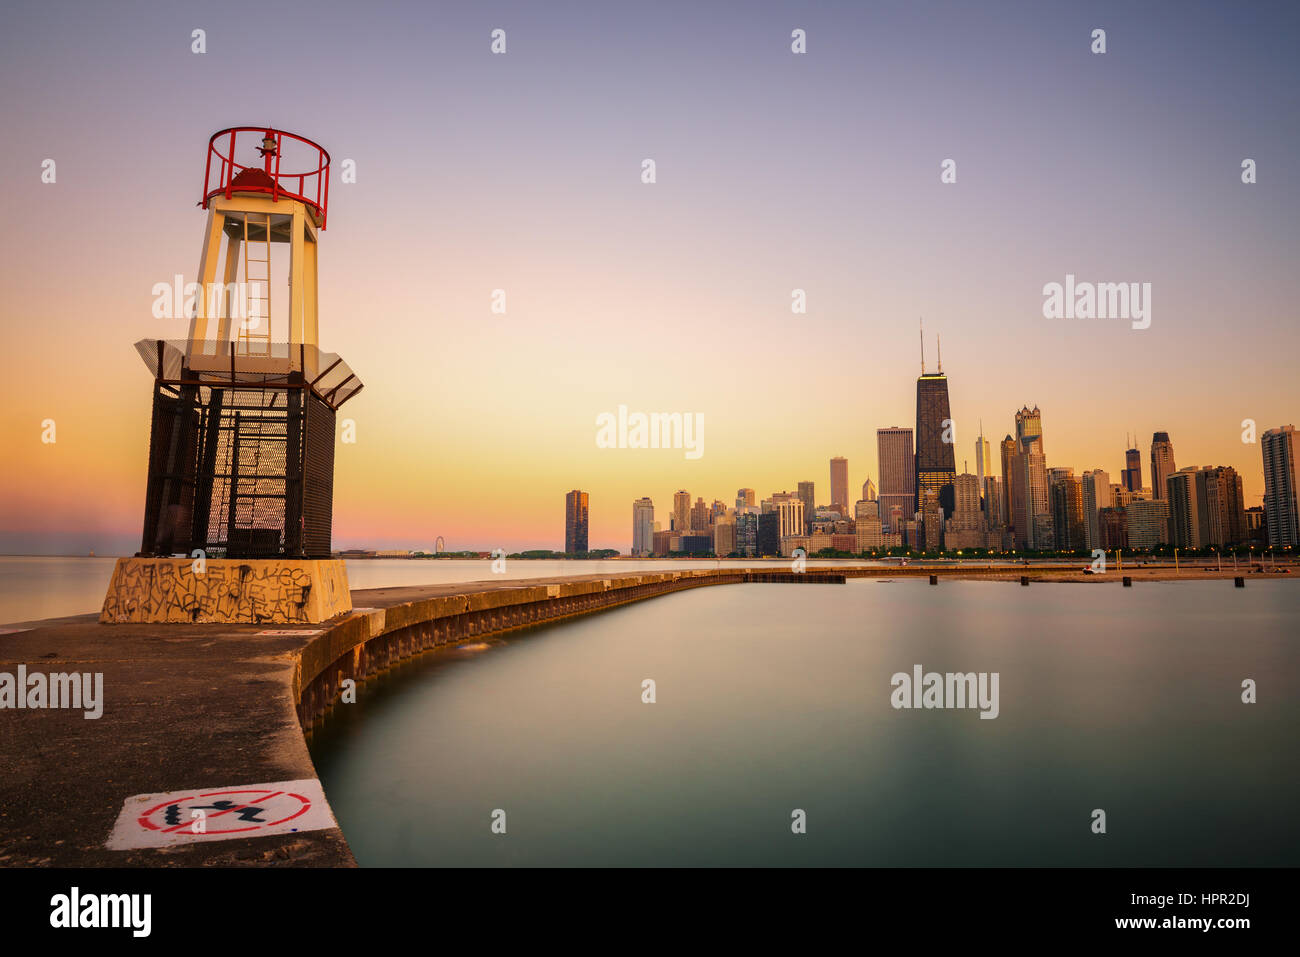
135,339,356,559
204,387,291,557
140,382,336,559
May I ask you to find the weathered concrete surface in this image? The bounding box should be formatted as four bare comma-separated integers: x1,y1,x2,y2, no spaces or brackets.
0,611,353,866
99,557,352,624
1,563,1291,867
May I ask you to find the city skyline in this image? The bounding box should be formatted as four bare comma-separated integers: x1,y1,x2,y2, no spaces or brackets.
609,403,1289,557
8,367,1292,555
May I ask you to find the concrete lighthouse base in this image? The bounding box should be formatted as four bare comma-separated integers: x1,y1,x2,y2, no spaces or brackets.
99,557,352,625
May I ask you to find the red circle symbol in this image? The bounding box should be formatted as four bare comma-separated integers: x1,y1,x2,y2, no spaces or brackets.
137,787,312,836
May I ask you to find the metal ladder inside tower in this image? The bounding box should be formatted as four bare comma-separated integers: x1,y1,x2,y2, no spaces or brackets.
237,212,272,356
217,392,286,555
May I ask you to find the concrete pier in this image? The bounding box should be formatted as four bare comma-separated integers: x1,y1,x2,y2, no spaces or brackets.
0,562,1279,867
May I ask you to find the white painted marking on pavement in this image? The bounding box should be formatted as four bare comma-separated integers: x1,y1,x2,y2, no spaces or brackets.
106,778,337,850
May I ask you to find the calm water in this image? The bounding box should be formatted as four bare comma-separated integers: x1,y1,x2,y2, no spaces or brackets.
308,579,1300,867
0,556,865,624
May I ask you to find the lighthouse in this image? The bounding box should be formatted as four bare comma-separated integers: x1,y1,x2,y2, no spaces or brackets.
101,128,361,625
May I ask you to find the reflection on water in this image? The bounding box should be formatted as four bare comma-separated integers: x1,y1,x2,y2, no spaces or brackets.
0,556,123,624
308,579,1300,867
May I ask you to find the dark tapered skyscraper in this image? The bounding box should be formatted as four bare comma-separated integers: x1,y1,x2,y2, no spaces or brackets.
915,333,956,517
565,489,589,554
1123,436,1143,492
1150,431,1176,501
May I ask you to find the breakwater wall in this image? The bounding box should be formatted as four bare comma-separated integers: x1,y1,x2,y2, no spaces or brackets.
294,568,847,728
293,561,1178,729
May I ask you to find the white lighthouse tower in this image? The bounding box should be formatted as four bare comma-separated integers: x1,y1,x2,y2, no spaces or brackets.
102,128,361,625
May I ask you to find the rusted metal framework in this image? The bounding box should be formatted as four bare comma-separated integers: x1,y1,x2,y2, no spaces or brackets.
136,340,360,559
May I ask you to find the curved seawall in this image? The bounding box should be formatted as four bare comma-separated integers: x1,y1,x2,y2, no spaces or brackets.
294,568,847,728
0,567,841,867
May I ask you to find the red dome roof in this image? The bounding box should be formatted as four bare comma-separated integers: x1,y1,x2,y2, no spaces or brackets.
226,166,278,193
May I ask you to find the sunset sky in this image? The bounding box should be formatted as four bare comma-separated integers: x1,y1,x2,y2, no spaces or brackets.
1,0,1298,554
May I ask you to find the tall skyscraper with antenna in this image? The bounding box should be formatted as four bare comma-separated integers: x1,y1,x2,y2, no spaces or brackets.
1122,435,1143,493
976,421,994,527
914,321,956,516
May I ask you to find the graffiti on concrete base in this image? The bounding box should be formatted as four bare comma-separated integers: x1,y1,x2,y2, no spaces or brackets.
100,559,350,625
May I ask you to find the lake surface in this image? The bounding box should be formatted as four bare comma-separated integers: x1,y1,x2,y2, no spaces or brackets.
307,578,1300,867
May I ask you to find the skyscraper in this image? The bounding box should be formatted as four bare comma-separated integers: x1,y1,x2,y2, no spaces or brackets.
1245,507,1267,545
1081,469,1112,550
976,438,993,481
797,481,816,534
1122,436,1143,493
915,336,956,517
735,512,758,556
830,457,849,516
861,478,877,503
1167,467,1204,549
776,498,806,542
999,435,1017,527
855,507,884,551
1011,407,1049,550
944,472,986,550
920,490,944,551
1196,466,1246,547
691,497,709,532
712,511,736,557
974,423,993,531
757,511,780,556
1013,447,1050,550
632,497,654,556
1100,507,1128,550
877,427,915,532
974,426,992,496
1150,432,1176,501
735,488,756,511
1127,498,1170,548
1015,406,1043,450
1049,469,1085,551
982,477,1003,535
672,489,690,532
565,490,589,554
953,471,981,515
1262,425,1299,547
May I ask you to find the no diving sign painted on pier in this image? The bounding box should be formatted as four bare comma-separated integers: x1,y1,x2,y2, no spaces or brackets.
106,778,337,850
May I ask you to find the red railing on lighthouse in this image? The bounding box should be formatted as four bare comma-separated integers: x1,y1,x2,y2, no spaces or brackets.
201,127,332,228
